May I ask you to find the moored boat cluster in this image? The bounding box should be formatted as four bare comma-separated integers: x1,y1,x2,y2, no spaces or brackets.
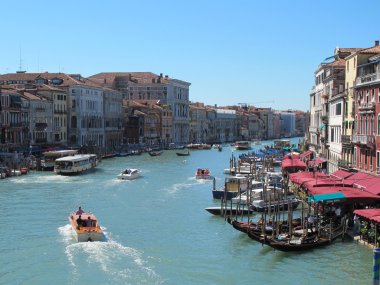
206,139,380,251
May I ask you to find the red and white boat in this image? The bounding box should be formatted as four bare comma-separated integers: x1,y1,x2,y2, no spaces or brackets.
195,168,212,179
68,211,104,242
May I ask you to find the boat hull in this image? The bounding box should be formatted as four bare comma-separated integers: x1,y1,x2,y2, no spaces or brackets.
117,173,140,180
251,201,300,213
212,190,239,200
205,206,254,216
268,238,331,252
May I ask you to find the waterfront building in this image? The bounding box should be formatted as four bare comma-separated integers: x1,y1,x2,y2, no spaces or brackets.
341,47,368,169
189,103,208,143
123,100,173,147
279,111,296,138
309,64,326,158
0,87,23,148
324,59,346,173
0,72,125,150
252,108,274,139
205,107,217,143
214,109,238,142
22,91,53,146
353,42,380,174
35,85,68,145
90,72,191,144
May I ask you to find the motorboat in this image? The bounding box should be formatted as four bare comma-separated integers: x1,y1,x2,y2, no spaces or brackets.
235,141,252,150
195,168,212,179
117,168,141,180
41,149,78,171
68,211,104,242
212,176,249,200
20,167,28,174
250,198,300,213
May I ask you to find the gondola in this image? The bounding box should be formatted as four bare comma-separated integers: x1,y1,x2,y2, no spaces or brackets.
266,235,331,252
148,150,163,156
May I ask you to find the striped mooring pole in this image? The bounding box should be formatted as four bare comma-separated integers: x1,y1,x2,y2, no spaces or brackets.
373,248,380,285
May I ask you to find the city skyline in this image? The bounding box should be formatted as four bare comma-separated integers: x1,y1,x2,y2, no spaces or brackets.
1,0,379,111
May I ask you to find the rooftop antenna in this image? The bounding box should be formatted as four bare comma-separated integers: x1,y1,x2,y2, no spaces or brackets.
17,45,26,73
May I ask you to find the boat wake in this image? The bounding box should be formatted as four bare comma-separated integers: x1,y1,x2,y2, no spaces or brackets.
58,224,162,284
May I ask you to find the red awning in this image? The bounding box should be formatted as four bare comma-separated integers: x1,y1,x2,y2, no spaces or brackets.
308,158,326,166
308,186,380,203
303,177,345,189
300,150,313,158
281,158,307,170
345,172,380,195
330,170,354,180
354,209,380,223
283,153,300,160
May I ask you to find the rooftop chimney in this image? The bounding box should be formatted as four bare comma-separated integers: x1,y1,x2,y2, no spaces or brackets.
375,40,379,46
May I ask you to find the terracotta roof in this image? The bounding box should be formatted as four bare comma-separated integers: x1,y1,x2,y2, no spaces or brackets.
337,48,363,53
90,72,171,85
360,45,380,54
328,59,346,67
0,72,83,86
22,92,45,100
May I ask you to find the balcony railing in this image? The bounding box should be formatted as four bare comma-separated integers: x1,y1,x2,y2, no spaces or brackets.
309,126,318,133
352,134,374,145
338,159,353,170
356,73,380,86
341,135,351,144
358,102,375,113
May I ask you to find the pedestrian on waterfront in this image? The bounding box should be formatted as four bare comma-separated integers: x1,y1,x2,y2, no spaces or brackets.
76,206,84,215
353,214,360,235
308,214,314,232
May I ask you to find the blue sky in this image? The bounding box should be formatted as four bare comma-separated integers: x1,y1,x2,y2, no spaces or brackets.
1,0,379,111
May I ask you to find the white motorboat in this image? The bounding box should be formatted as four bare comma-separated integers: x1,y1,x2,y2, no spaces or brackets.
117,168,141,180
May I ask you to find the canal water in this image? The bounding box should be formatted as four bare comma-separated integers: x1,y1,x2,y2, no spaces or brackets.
0,138,373,284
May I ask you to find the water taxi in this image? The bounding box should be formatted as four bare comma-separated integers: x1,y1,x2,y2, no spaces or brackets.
234,141,251,150
117,168,141,180
195,168,212,179
212,176,249,199
68,211,103,242
41,149,78,170
54,154,98,175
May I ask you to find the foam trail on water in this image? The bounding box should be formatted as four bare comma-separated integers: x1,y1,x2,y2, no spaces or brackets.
58,225,162,284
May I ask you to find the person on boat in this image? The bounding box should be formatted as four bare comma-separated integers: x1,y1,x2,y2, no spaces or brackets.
76,206,84,215
76,215,84,228
85,216,93,227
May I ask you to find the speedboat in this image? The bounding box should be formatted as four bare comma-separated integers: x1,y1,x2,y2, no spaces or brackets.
68,211,103,242
195,168,212,179
117,168,141,180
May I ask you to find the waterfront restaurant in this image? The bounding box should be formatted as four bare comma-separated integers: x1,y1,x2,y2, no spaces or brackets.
354,209,380,248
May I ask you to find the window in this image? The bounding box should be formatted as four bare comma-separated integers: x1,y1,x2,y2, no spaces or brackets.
331,128,335,142
336,103,342,116
377,151,380,173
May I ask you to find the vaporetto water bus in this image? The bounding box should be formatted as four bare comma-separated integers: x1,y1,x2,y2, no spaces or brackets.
41,149,78,170
54,154,98,175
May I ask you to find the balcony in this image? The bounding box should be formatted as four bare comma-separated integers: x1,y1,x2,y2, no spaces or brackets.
35,107,46,112
356,73,380,87
338,159,354,171
309,126,318,133
358,102,375,114
352,134,374,145
341,135,352,145
54,126,61,132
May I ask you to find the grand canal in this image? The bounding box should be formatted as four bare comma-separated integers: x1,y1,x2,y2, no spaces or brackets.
0,138,373,284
